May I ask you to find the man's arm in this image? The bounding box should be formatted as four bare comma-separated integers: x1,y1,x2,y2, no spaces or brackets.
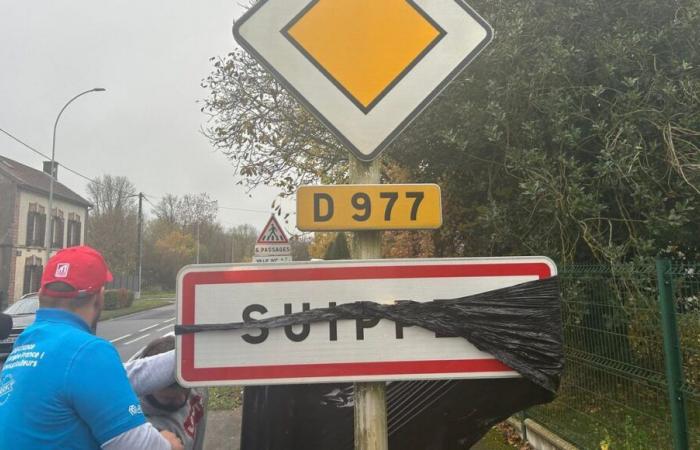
102,423,181,450
123,350,176,397
67,339,158,446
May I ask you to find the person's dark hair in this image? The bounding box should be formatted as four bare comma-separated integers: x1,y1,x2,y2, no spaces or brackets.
141,335,175,358
39,282,95,310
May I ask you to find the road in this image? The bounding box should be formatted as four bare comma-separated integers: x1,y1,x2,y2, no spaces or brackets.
98,303,176,361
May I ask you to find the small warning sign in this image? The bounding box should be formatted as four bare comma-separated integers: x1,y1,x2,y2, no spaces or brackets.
257,216,289,243
254,215,292,263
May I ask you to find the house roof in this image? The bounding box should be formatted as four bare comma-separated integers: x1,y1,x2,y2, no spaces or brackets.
0,155,91,207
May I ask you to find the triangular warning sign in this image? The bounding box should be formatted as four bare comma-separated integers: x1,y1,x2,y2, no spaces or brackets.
257,215,289,244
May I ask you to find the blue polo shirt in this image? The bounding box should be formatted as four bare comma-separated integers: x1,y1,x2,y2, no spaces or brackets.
0,308,146,449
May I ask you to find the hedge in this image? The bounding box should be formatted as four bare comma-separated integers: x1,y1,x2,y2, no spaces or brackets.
104,289,135,310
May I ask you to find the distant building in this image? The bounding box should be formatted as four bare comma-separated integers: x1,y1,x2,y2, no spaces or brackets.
0,155,90,306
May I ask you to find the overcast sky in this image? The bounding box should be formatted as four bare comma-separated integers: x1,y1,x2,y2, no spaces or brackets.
0,0,294,232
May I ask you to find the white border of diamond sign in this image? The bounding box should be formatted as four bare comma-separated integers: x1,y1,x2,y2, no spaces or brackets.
233,0,493,161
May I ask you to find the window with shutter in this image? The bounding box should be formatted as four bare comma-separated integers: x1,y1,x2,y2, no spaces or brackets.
53,217,65,249
75,221,81,245
22,258,43,295
37,213,46,246
67,220,82,247
26,212,36,246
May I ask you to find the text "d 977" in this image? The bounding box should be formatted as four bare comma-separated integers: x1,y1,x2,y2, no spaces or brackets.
296,184,442,231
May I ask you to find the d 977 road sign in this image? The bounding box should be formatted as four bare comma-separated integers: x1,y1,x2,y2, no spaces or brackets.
296,184,442,231
233,0,493,161
176,257,556,387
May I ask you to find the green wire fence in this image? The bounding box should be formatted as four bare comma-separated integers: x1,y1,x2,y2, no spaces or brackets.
522,259,698,449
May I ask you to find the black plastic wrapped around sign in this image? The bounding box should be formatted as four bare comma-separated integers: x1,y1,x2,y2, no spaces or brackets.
176,276,563,448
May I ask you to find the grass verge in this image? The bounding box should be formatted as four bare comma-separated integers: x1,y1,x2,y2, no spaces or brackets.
472,423,531,450
208,386,244,410
100,298,173,321
139,291,175,300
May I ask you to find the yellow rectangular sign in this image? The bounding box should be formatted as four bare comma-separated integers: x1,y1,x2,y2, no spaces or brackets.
296,184,442,231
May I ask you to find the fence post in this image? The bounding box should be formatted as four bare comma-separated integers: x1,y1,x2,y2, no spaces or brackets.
518,410,528,442
655,257,689,450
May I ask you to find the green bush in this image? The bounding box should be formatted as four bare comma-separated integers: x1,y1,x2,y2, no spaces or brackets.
103,291,120,310
103,289,134,310
119,288,134,309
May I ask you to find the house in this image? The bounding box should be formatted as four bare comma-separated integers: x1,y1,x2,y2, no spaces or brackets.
0,155,90,307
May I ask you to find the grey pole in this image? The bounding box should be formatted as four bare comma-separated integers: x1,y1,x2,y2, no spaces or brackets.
46,88,106,263
137,192,143,298
196,222,200,264
349,156,388,450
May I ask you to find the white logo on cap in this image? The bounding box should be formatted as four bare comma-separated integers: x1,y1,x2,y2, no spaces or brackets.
55,263,70,278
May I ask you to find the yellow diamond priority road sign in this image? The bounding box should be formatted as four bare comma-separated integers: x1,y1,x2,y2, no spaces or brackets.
233,0,493,161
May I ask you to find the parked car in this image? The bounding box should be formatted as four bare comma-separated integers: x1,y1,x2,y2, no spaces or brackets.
0,294,39,362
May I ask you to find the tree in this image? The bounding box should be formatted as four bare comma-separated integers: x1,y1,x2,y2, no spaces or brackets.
145,229,196,290
86,175,138,274
144,193,222,287
203,0,700,264
230,224,258,262
87,175,137,216
308,232,336,259
324,233,351,260
290,235,312,261
154,194,179,225
153,193,218,229
202,51,349,194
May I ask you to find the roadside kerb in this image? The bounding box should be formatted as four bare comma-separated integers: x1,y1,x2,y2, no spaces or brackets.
507,417,578,450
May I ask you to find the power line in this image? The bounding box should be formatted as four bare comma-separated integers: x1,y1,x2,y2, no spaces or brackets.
218,205,272,214
143,193,271,215
0,126,96,183
0,127,50,159
142,195,159,210
2,126,281,217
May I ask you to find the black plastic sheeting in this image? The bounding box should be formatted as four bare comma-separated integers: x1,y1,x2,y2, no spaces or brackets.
0,314,11,340
240,378,554,450
175,276,563,449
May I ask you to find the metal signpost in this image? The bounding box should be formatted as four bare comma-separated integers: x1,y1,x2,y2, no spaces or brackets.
228,1,493,448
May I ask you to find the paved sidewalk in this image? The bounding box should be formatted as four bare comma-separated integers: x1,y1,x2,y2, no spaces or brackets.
204,408,242,450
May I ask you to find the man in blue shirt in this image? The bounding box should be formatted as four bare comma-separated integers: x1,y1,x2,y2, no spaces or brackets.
0,246,183,450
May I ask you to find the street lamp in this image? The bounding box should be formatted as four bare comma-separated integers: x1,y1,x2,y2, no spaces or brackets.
46,88,106,262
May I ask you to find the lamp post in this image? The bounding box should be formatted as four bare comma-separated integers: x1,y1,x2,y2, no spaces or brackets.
46,88,106,262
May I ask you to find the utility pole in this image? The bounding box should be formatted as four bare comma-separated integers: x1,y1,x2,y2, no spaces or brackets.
136,192,143,299
196,222,200,264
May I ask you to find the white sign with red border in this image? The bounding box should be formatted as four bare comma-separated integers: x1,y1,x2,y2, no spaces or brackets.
176,257,556,387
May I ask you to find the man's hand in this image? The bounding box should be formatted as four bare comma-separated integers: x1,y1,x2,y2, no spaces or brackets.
159,430,184,450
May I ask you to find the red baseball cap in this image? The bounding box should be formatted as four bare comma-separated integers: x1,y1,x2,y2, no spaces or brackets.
40,246,113,298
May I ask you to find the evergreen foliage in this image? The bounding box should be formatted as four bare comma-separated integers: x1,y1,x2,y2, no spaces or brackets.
203,0,700,263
